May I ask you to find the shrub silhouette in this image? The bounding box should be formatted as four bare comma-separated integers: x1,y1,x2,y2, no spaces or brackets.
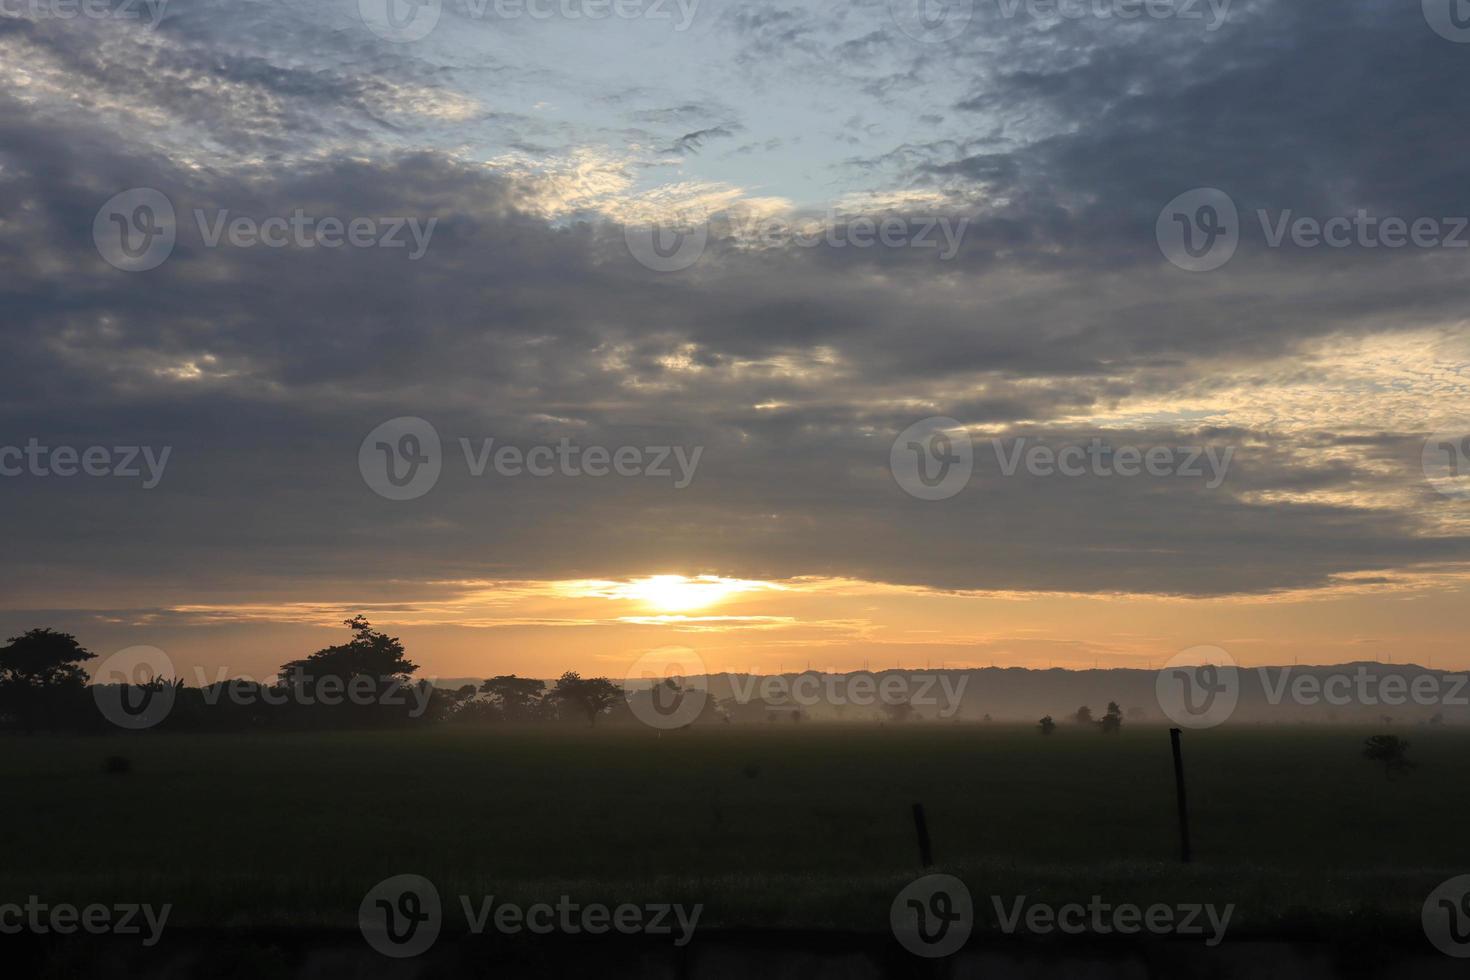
1363,735,1414,780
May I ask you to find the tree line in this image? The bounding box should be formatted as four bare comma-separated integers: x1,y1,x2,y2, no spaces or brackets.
0,619,636,733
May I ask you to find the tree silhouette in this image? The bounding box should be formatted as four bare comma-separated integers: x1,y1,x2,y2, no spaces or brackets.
277,617,417,683
1073,705,1093,725
1362,735,1414,780
1038,715,1056,735
270,617,420,725
1098,701,1123,734
0,628,95,688
480,675,548,722
0,628,96,731
549,671,619,726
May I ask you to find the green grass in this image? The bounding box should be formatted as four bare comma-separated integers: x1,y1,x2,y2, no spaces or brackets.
0,724,1464,934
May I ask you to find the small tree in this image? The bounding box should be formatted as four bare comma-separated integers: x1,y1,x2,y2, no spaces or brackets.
1038,715,1056,735
1098,701,1123,734
1362,735,1415,780
1073,705,1093,726
882,699,915,723
549,671,620,726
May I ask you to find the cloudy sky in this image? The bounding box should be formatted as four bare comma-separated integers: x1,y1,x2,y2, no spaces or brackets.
3,0,1470,680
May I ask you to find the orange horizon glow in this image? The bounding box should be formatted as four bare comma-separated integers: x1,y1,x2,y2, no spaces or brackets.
6,566,1458,682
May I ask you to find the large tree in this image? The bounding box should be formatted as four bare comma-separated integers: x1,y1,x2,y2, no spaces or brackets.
0,628,97,731
0,628,96,689
549,671,619,726
277,616,417,683
480,675,547,722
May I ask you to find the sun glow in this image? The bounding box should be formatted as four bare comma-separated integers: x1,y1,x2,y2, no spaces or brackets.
619,575,772,612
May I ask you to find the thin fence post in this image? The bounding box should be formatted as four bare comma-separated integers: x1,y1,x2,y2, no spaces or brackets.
911,802,934,868
1169,727,1192,863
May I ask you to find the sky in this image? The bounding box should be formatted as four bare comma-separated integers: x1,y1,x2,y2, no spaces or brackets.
3,0,1470,681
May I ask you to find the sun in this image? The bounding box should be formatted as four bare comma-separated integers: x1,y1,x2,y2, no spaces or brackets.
622,575,763,613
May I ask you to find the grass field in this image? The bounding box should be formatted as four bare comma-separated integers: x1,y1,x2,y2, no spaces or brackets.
2,724,1465,936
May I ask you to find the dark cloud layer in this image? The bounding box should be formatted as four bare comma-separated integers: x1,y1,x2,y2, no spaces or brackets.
2,0,1468,612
